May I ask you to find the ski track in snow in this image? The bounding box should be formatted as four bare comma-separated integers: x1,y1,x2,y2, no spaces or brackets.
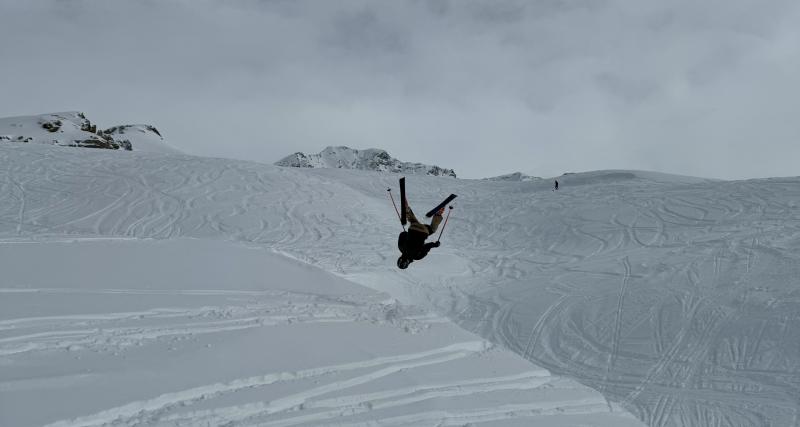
2,145,800,426
41,342,492,427
0,292,366,356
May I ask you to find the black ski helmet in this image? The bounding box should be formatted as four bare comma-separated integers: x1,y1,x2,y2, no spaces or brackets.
397,256,411,269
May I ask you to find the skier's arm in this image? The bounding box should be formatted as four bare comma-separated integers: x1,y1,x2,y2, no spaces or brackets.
414,241,438,260
424,241,440,250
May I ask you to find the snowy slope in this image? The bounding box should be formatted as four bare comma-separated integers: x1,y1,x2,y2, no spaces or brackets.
2,239,632,427
276,146,457,177
0,112,179,153
0,145,641,426
483,172,542,182
2,143,798,426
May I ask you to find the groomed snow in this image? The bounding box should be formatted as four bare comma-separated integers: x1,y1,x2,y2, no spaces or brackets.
0,145,642,426
2,238,639,426
2,142,798,426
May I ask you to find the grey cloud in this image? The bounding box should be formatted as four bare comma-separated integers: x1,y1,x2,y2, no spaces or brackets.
1,0,799,179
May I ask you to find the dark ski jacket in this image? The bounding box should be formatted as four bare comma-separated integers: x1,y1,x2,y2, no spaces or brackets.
398,230,439,260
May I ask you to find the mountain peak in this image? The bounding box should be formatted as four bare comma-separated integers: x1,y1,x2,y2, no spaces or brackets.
0,111,180,154
275,146,456,177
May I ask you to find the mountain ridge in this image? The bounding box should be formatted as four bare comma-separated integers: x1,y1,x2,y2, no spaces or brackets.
0,111,179,154
275,146,457,177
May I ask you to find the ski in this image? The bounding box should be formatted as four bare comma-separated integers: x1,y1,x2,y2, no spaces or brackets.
426,194,457,217
399,177,407,225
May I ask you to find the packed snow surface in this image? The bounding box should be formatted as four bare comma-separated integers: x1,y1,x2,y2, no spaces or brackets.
0,144,641,426
4,239,632,427
2,143,799,426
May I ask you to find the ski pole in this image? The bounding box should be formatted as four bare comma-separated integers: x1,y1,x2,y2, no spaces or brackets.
387,188,405,231
436,205,453,243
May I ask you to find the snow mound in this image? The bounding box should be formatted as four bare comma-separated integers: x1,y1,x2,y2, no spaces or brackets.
557,169,714,186
484,172,543,182
483,170,711,185
276,146,457,177
0,111,179,153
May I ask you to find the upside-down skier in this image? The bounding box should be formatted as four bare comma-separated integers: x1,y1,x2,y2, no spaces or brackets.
388,177,456,270
396,203,444,269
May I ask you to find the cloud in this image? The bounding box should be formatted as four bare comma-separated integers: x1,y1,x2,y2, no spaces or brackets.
1,0,799,179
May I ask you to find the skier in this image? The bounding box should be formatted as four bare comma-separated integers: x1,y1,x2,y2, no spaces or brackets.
396,203,445,269
554,180,559,191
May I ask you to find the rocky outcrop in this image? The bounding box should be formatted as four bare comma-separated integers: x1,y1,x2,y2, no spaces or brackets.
0,112,178,153
276,146,456,177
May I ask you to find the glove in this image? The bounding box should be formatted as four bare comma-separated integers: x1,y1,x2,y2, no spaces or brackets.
433,241,441,248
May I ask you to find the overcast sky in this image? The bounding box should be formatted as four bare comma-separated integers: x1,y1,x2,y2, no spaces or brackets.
2,0,799,179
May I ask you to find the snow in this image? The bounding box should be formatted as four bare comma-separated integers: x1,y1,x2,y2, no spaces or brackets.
275,146,457,177
4,238,626,427
0,112,179,153
2,142,798,426
0,111,90,145
483,172,542,182
103,124,180,154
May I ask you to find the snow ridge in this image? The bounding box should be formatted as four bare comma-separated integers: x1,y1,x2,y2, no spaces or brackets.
0,111,179,153
483,171,542,182
275,146,457,177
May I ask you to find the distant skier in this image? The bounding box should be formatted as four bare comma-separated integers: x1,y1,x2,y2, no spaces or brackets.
554,180,559,191
396,203,444,269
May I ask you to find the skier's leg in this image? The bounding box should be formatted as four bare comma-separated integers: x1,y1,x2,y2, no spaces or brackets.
427,213,443,234
407,206,430,234
405,205,421,225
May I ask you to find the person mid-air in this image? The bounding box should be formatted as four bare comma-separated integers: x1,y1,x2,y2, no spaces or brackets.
396,203,444,269
390,177,456,270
